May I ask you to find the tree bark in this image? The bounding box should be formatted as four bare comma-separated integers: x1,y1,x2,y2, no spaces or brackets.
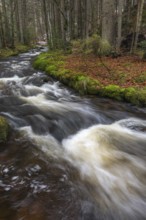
101,0,116,46
132,0,144,52
116,0,124,50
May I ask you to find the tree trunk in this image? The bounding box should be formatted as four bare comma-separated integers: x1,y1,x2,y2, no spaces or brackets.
116,0,124,50
132,0,144,52
10,0,15,48
42,0,49,43
101,0,116,46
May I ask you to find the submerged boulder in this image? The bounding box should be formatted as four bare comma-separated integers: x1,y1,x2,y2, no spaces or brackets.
0,116,9,142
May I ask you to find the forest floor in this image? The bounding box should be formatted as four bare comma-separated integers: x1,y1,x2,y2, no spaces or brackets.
65,53,146,89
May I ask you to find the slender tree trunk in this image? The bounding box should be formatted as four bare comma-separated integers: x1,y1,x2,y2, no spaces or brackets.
116,0,124,50
48,1,53,48
10,0,15,48
1,0,9,47
74,0,78,38
0,5,6,48
42,0,49,43
132,0,144,52
64,0,71,45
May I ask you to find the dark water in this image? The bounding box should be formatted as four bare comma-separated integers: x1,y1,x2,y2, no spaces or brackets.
0,48,146,220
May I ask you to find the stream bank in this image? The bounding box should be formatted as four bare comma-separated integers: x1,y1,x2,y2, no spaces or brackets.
0,44,36,58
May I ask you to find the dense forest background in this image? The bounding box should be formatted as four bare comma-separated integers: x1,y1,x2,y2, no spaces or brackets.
0,0,146,53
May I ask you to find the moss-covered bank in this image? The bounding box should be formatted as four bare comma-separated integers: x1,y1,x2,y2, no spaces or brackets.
0,44,34,58
33,51,146,107
0,116,9,142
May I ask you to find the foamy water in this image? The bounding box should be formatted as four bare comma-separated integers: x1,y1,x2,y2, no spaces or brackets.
63,120,146,217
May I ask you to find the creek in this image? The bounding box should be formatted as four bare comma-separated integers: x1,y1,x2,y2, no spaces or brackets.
0,48,146,220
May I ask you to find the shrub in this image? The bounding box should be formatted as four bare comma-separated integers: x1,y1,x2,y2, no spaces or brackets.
82,34,101,55
71,40,83,54
71,35,112,56
143,52,146,60
138,40,146,50
98,39,112,56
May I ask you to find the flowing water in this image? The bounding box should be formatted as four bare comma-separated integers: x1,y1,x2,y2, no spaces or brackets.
0,48,146,220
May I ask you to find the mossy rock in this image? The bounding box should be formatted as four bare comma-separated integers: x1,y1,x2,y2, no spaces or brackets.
68,74,100,95
86,78,101,95
101,85,124,101
136,90,146,106
0,116,9,142
124,87,139,105
123,88,145,106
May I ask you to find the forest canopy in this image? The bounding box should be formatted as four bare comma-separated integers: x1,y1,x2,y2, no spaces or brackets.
0,0,146,52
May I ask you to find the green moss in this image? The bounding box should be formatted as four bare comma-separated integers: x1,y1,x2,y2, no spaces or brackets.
35,59,49,70
33,51,65,71
101,85,125,101
0,44,33,58
45,64,58,73
85,78,101,94
100,85,146,106
67,74,100,95
137,90,146,106
59,69,72,84
124,87,138,104
0,116,9,142
130,89,146,106
123,87,146,106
